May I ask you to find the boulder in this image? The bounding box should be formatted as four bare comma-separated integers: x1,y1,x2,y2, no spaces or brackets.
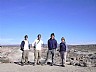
0,57,10,63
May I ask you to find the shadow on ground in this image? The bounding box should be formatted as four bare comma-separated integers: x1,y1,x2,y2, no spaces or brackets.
14,61,34,66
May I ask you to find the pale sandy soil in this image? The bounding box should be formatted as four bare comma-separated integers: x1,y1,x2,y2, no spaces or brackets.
0,63,96,72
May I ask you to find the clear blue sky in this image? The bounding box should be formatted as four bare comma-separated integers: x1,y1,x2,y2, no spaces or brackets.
0,0,96,45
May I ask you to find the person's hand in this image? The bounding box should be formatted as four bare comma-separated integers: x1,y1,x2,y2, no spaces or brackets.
56,48,60,51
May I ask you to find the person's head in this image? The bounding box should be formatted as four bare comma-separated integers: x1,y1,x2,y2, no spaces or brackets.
61,37,65,43
37,34,41,40
24,35,28,40
51,33,55,39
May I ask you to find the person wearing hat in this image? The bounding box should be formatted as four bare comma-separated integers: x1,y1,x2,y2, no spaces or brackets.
20,35,30,66
32,34,43,66
43,33,57,66
59,37,67,67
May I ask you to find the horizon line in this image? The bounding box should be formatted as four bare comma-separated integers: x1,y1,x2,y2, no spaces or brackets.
0,43,96,46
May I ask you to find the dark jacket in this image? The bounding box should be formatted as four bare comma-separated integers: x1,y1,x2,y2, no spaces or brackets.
48,38,57,50
20,40,30,51
60,42,66,52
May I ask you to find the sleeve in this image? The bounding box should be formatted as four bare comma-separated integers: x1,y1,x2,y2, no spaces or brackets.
48,40,50,48
57,43,61,52
28,41,30,49
20,41,25,51
20,41,24,48
60,43,61,48
55,40,57,48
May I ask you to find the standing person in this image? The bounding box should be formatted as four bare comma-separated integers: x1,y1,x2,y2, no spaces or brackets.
32,34,43,66
44,33,57,66
20,35,30,66
59,37,67,67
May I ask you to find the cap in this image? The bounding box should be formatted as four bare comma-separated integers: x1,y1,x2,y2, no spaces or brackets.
61,37,65,41
24,35,28,38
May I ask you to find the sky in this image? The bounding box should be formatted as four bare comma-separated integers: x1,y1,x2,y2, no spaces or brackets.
0,0,96,45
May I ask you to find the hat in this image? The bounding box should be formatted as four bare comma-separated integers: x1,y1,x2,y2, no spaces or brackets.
24,35,28,38
61,37,65,41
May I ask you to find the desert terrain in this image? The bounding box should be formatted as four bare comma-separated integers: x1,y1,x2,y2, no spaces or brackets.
0,44,96,72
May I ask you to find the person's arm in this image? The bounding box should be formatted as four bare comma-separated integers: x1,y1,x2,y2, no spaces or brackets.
57,43,60,52
28,41,30,49
48,40,50,49
55,40,57,49
20,41,25,51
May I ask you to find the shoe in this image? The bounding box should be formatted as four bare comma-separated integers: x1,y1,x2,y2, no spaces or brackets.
41,64,44,66
21,63,24,66
41,61,47,66
33,63,36,66
44,62,47,65
41,62,46,66
51,63,53,66
25,63,29,65
37,63,40,65
61,65,65,67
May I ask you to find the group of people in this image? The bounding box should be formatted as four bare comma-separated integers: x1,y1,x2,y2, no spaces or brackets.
20,33,67,67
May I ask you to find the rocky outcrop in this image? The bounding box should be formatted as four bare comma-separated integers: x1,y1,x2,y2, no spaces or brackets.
68,48,96,67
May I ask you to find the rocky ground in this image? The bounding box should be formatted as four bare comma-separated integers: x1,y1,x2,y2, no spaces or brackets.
0,46,34,63
0,63,96,72
0,45,96,72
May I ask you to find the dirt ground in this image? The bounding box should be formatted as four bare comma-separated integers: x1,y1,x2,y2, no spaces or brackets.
0,63,96,72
